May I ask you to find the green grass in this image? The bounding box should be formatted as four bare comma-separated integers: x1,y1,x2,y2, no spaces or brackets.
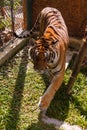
0,47,87,130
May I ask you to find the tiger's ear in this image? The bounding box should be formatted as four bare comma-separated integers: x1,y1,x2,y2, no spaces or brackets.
52,39,58,44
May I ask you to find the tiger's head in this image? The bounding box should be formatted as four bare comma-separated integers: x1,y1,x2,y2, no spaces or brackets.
29,36,58,73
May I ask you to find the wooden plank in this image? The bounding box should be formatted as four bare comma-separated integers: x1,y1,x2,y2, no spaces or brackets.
69,37,83,50
0,38,28,66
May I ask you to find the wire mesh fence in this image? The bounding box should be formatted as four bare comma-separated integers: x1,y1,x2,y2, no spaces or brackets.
0,0,24,50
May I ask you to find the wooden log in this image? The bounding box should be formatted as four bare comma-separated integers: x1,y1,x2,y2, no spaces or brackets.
67,27,87,95
0,38,28,66
69,37,83,50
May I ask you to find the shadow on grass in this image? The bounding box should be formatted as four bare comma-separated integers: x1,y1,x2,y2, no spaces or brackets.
5,46,29,130
42,72,69,121
27,121,56,130
47,83,69,120
80,67,87,76
39,73,70,121
27,81,70,130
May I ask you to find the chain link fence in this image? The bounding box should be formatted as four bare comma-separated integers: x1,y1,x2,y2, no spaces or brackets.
0,0,24,50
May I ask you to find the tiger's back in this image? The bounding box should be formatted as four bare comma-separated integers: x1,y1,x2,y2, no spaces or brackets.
31,7,69,45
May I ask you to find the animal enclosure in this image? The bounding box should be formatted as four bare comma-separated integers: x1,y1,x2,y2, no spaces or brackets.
32,0,87,38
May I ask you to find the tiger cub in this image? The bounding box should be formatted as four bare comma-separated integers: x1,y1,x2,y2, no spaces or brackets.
16,7,69,112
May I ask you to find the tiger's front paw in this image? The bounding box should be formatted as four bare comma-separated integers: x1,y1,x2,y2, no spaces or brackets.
38,96,49,112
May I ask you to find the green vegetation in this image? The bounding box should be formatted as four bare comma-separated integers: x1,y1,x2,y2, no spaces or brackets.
0,0,21,7
0,47,87,130
0,0,21,29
